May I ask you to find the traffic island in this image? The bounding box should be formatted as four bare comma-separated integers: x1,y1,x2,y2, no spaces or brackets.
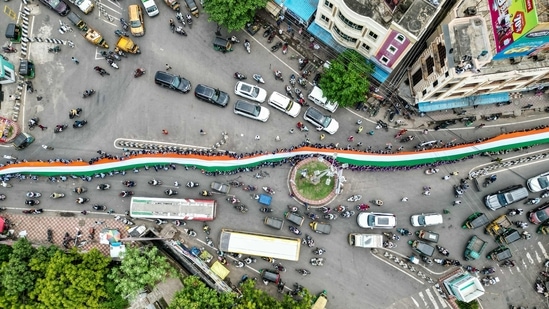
288,157,338,207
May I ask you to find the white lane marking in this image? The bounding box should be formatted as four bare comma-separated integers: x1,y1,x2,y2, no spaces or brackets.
410,296,420,307
431,286,448,308
418,291,428,308
526,252,534,265
539,241,549,259
425,288,439,309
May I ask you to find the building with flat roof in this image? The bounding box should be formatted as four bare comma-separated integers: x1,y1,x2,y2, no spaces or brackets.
443,272,485,302
408,0,549,112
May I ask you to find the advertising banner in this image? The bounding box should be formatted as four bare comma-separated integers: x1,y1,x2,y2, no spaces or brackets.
493,23,549,60
489,0,538,53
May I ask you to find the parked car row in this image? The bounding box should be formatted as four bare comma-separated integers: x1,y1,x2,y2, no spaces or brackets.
356,212,444,229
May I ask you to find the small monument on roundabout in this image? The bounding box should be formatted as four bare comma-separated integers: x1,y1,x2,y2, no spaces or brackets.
289,156,339,207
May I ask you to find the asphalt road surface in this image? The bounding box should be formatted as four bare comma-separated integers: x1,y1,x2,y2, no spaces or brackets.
1,3,548,309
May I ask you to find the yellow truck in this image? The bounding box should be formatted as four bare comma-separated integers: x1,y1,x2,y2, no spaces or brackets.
115,36,141,54
485,215,512,236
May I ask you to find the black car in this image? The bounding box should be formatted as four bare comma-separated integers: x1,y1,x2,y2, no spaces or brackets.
194,84,230,107
40,0,71,16
154,71,191,93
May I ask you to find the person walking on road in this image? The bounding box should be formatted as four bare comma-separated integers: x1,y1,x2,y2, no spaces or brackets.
200,129,207,135
162,129,168,135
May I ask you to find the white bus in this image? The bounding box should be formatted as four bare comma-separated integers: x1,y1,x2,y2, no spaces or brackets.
219,229,301,261
130,197,216,221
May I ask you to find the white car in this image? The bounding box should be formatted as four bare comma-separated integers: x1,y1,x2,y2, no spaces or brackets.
410,213,443,227
357,212,396,229
527,171,549,192
234,81,267,103
303,107,339,134
233,100,270,122
73,0,94,14
268,92,301,117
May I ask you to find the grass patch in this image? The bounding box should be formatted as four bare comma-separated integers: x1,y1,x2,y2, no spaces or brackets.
294,161,335,201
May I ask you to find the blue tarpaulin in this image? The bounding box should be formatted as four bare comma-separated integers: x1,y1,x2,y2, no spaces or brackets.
274,0,317,23
417,92,511,112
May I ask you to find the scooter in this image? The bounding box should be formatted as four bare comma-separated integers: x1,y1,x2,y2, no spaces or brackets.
82,89,95,98
186,181,199,188
120,18,129,31
253,74,265,84
296,268,311,276
148,179,162,186
263,186,275,195
50,192,65,199
233,204,248,213
273,70,284,82
175,26,187,36
244,40,251,54
507,208,523,216
525,198,541,205
186,14,192,29
289,226,301,235
282,42,288,54
97,184,110,190
234,72,247,80
271,42,283,52
175,12,185,25
134,68,145,78
114,29,129,37
26,192,41,198
259,207,272,213
310,257,324,266
48,45,61,53
73,120,87,128
347,195,362,202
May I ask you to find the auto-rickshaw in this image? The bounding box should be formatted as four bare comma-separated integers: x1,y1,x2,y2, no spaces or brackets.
19,59,35,79
213,37,232,53
115,36,140,54
5,23,22,43
164,0,181,11
311,290,328,309
184,0,199,17
67,11,88,31
82,27,108,48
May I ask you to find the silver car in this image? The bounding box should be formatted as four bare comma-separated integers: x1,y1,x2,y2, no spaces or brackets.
234,81,267,103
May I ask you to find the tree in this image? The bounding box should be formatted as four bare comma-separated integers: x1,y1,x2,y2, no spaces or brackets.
0,238,39,306
108,246,176,300
319,50,374,108
170,276,235,309
0,244,13,263
203,0,268,32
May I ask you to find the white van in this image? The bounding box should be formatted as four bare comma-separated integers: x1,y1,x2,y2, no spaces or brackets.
307,86,338,113
268,92,301,117
141,0,159,17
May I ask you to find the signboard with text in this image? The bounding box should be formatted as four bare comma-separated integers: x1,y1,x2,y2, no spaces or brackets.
493,23,549,60
488,0,538,53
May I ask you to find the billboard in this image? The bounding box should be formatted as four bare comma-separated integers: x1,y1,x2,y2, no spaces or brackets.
489,0,538,53
493,23,549,60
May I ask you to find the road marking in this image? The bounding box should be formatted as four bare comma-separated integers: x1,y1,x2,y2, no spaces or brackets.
418,291,429,308
371,252,425,284
538,241,549,259
410,296,420,307
424,288,439,309
535,250,544,263
431,286,448,308
526,252,534,265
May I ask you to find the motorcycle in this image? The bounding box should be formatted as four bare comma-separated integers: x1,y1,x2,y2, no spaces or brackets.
542,190,549,199
371,200,383,206
273,70,284,82
200,190,213,196
175,12,185,25
296,268,310,276
242,185,256,191
119,191,134,198
298,58,309,71
233,260,245,268
186,14,192,28
525,197,541,205
148,179,162,186
282,42,288,54
120,18,129,31
253,74,265,84
95,184,110,190
23,208,43,214
483,175,497,187
425,168,440,175
289,226,301,235
436,245,450,257
93,204,106,211
294,88,305,101
226,196,240,204
134,68,145,78
259,207,273,213
73,120,87,128
356,204,370,211
107,58,119,69
26,192,41,198
273,263,286,272
229,35,239,43
244,40,251,54
82,89,95,98
481,267,495,275
48,45,61,53
289,74,296,87
507,208,524,216
205,237,214,246
76,197,89,204
267,31,276,43
310,257,324,266
122,180,136,187
28,117,40,130
383,241,396,248
319,206,331,214
288,205,299,213
50,192,65,199
513,221,528,229
234,72,246,80
94,66,109,76
285,85,294,99
335,205,346,213
25,199,40,206
302,234,314,247
482,276,499,286
465,265,480,275
313,247,326,255
234,204,248,213
203,223,211,235
347,195,362,202
73,187,87,194
262,186,275,195
186,181,199,188
271,42,283,52
500,260,516,267
175,26,187,36
2,43,17,53
263,25,273,38
164,189,178,196
261,256,275,263
297,77,308,89
397,228,412,236
114,29,129,37
323,213,338,220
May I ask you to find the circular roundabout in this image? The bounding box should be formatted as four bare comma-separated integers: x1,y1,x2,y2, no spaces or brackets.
288,157,339,207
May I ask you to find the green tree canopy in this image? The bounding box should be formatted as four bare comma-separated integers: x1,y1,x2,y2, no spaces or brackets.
203,0,268,32
108,246,176,301
170,276,235,309
319,49,374,108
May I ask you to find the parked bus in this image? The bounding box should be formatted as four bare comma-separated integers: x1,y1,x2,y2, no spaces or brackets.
130,197,216,221
218,229,301,261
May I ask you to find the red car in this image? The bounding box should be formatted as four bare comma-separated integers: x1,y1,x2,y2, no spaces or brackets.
528,203,549,224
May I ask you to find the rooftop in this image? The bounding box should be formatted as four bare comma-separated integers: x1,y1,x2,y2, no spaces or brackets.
343,0,438,37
